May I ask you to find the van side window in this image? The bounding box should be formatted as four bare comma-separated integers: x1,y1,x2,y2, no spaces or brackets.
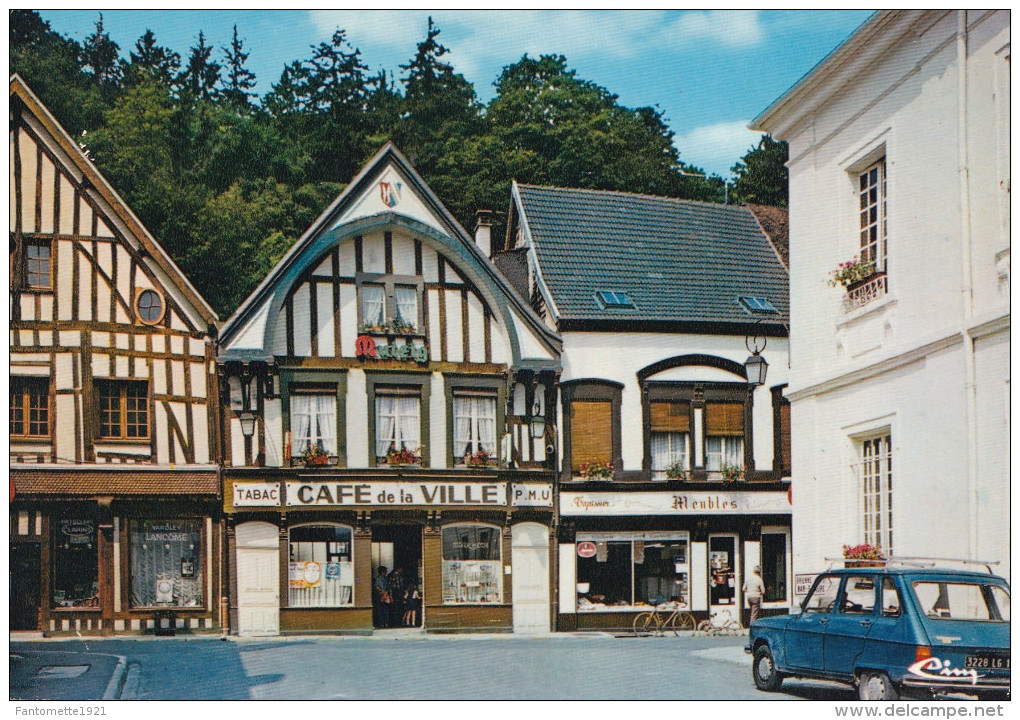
841,575,876,614
804,576,839,613
882,577,901,617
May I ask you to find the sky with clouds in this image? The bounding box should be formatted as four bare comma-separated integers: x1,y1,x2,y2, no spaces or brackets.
39,9,874,178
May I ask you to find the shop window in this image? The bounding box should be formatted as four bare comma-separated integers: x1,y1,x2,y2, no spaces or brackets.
10,377,49,438
650,400,690,479
288,525,354,607
128,519,203,608
576,533,689,610
705,402,743,472
452,392,497,465
97,380,149,440
290,391,337,464
761,531,789,603
52,519,98,608
441,524,502,604
375,390,421,465
25,240,52,289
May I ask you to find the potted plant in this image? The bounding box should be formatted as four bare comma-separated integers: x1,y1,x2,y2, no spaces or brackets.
300,444,330,467
386,447,421,466
828,256,877,291
720,463,744,483
664,461,691,481
842,543,886,567
579,460,614,481
465,448,496,467
388,316,417,335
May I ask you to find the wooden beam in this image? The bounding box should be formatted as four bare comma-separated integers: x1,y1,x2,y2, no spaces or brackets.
331,247,341,357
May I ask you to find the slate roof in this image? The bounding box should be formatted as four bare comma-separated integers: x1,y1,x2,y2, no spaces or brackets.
516,184,789,327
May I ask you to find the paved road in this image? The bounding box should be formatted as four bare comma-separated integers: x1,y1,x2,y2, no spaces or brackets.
10,633,857,701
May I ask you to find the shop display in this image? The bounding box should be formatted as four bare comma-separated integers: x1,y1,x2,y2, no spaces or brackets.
441,525,502,604
129,519,203,608
289,525,354,607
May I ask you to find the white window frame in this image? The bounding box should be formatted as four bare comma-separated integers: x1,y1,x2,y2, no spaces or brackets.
375,391,421,462
858,159,887,273
705,435,743,472
859,433,893,555
650,430,690,479
289,392,338,459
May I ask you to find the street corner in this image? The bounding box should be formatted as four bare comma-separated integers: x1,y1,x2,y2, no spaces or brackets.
9,650,126,701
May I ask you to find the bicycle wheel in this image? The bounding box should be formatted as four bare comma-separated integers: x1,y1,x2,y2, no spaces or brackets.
674,612,697,632
725,620,743,634
632,611,658,636
696,619,713,635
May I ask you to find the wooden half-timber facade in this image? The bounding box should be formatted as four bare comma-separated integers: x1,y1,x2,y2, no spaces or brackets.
218,144,562,635
9,76,223,636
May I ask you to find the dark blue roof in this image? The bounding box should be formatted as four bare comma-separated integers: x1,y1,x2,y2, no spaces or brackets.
517,184,789,326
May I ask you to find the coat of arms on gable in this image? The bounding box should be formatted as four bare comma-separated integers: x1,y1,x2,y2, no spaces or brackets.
379,181,402,208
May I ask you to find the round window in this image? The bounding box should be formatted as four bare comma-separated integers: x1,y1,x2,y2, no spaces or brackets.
136,289,164,324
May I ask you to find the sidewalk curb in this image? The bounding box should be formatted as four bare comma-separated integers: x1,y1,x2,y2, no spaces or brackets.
101,655,127,700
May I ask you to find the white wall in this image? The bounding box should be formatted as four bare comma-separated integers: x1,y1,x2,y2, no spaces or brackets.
777,10,1010,578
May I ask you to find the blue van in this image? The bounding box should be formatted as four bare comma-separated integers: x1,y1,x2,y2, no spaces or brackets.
747,561,1010,700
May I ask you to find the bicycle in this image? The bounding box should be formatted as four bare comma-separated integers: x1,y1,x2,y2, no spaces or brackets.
695,608,743,636
632,603,697,636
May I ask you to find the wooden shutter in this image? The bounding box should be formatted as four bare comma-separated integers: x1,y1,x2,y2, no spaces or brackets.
650,401,690,433
705,403,743,436
571,400,612,470
779,401,792,473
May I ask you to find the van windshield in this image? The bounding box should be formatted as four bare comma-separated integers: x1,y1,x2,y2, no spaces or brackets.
911,581,1010,622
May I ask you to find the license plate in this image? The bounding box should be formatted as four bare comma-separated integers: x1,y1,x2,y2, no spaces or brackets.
965,654,1010,670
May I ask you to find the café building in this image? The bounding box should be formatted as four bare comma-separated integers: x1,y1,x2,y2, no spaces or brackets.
496,183,794,631
217,145,562,635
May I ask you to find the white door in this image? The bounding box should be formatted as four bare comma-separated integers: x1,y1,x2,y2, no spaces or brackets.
236,522,280,636
512,523,551,634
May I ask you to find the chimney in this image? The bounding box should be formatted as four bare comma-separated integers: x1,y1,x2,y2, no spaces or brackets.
473,209,493,258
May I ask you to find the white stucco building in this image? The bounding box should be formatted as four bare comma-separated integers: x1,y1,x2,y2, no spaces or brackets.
752,10,1010,585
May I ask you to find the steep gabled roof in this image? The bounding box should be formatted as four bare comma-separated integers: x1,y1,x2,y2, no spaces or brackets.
513,183,789,332
9,74,217,327
220,143,561,357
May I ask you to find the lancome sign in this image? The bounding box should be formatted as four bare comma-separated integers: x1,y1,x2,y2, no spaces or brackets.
560,491,790,516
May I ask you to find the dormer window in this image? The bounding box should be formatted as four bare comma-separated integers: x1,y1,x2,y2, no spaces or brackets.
595,290,636,310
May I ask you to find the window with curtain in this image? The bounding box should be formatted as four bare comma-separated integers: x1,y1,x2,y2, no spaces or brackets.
394,285,418,330
290,393,337,460
376,392,421,463
570,400,612,472
361,284,385,328
705,402,744,472
288,525,354,607
650,400,690,479
441,525,502,604
129,519,203,608
453,393,496,464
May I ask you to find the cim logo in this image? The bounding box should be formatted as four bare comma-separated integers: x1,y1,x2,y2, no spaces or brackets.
379,181,402,208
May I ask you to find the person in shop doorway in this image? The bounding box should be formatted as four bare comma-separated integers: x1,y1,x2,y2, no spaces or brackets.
387,566,405,627
743,565,766,625
373,566,391,628
403,580,421,627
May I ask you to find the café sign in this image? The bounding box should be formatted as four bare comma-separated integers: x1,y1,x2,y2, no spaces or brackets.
285,481,507,507
560,491,790,516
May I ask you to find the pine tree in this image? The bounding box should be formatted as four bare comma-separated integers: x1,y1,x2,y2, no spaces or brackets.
81,13,123,94
221,25,257,110
183,31,221,101
126,29,181,88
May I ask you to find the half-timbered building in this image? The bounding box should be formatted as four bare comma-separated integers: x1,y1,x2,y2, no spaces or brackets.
9,76,223,636
217,144,562,635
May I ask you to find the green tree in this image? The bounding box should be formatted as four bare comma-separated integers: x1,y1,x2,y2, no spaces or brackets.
182,31,221,101
125,29,181,89
221,25,257,110
731,134,789,207
81,13,123,97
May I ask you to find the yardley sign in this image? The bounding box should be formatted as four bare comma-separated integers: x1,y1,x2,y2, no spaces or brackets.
560,491,790,516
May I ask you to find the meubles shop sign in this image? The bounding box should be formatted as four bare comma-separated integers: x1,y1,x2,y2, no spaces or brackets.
285,481,507,507
560,491,790,516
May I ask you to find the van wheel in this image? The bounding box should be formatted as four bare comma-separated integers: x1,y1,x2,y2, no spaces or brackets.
753,645,783,691
858,671,900,700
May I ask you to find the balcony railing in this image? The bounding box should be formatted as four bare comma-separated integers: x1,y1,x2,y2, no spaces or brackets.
843,272,887,311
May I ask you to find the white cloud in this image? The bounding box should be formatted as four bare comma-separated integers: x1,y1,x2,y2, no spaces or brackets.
674,120,763,178
663,10,765,49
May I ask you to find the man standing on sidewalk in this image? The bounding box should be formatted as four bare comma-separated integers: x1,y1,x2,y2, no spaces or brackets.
743,566,766,624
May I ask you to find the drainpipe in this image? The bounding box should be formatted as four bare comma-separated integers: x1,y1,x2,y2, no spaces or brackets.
956,10,979,560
